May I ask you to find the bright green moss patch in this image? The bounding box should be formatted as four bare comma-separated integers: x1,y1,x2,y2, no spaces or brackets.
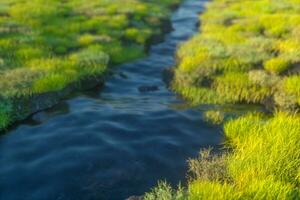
173,0,300,110
0,0,182,130
32,74,73,94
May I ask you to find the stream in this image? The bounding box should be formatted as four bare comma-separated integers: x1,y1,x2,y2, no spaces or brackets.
0,1,224,199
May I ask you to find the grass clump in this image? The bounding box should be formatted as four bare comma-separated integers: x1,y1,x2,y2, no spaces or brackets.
213,72,271,104
284,75,300,101
273,75,300,110
146,113,300,199
188,149,229,182
203,111,225,125
264,57,292,75
173,0,300,110
144,181,185,200
32,74,72,94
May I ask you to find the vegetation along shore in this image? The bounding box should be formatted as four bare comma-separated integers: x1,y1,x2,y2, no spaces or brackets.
0,0,182,131
145,0,300,199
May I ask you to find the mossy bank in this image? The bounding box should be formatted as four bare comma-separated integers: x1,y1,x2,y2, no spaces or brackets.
173,0,300,111
0,0,182,131
145,0,300,199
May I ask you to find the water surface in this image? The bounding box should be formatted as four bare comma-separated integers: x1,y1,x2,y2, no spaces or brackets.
0,1,223,199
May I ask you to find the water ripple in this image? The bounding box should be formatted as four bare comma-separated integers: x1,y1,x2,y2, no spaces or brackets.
0,1,222,200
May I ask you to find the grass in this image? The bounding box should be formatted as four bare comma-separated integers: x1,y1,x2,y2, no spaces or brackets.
264,57,292,75
172,0,300,111
145,0,300,199
0,0,182,130
283,75,300,104
203,111,224,125
146,113,300,199
144,181,185,200
187,149,229,182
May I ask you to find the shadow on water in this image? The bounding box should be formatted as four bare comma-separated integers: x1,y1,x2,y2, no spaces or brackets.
0,1,224,199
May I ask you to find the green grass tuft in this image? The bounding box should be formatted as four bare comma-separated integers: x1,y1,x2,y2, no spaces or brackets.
264,57,292,75
144,181,185,200
203,111,225,125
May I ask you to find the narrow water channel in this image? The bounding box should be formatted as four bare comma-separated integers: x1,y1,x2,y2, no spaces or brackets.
0,1,223,199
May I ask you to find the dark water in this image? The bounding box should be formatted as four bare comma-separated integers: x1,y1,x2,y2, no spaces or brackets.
0,1,223,199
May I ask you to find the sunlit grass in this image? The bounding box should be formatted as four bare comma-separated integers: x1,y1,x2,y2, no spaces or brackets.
264,57,292,75
147,113,300,199
173,0,300,110
283,75,300,105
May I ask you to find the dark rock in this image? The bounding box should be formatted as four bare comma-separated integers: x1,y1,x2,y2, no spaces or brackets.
31,112,48,122
138,85,159,93
119,72,128,79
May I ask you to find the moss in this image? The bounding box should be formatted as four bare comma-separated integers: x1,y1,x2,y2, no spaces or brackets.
0,0,181,130
32,74,73,94
125,28,152,45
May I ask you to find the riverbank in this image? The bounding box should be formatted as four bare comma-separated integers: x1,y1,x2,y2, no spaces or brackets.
173,0,300,111
0,0,181,131
0,1,220,199
145,0,300,199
